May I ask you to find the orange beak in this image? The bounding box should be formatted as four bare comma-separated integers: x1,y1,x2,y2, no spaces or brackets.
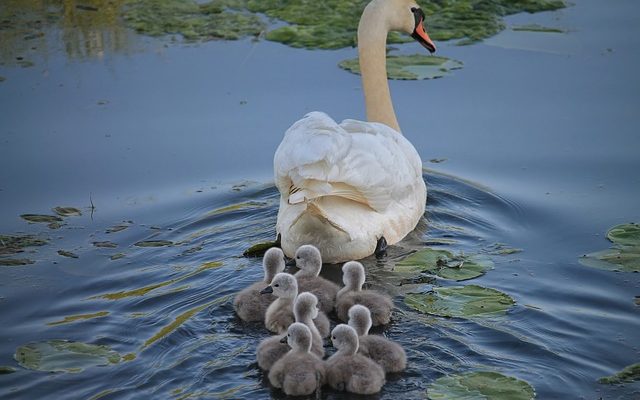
411,8,436,53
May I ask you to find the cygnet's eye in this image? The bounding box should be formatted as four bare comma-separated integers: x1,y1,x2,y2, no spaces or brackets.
274,284,280,287
332,336,336,340
296,256,300,259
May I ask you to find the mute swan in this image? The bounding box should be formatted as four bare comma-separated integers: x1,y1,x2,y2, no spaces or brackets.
261,272,330,335
288,245,339,313
336,261,393,325
233,247,285,322
325,324,386,394
348,304,406,373
268,323,326,396
274,0,435,263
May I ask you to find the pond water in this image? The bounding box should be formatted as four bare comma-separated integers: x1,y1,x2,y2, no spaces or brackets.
1,0,639,399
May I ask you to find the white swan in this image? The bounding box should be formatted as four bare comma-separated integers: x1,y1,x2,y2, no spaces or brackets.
274,0,436,263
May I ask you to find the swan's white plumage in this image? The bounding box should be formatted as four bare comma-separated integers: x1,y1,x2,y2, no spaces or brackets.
275,112,426,263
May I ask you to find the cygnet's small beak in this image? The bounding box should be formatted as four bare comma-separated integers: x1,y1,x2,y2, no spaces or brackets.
285,258,297,267
260,286,273,294
279,336,288,344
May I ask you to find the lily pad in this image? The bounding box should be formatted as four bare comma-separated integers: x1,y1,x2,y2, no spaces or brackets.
134,240,173,247
52,207,82,217
0,234,47,255
339,55,463,80
395,248,492,281
607,223,640,246
405,285,515,318
57,250,79,259
106,223,130,233
14,340,121,373
110,253,126,260
428,371,535,400
0,258,35,266
598,363,640,384
580,223,640,273
20,214,63,223
243,240,279,257
93,241,118,248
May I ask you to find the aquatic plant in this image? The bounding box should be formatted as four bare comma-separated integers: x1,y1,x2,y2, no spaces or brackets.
395,248,493,281
339,54,463,80
428,371,535,399
579,223,640,273
14,340,121,373
598,363,640,384
405,285,515,318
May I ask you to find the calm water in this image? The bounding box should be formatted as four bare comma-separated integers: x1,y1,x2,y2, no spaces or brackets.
1,0,639,399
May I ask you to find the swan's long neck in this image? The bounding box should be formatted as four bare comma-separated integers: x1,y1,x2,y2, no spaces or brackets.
358,2,400,132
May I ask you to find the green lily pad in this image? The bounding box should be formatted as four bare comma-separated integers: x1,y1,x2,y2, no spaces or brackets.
607,223,640,246
428,371,535,400
52,207,82,217
243,240,279,257
396,249,492,281
580,223,640,273
339,55,463,80
110,253,126,260
598,363,640,384
20,214,63,223
134,240,173,247
106,223,130,233
0,258,35,266
0,234,47,255
57,250,79,259
14,340,121,373
405,285,515,318
93,241,118,248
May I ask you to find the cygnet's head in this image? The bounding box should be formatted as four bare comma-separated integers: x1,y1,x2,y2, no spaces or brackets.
281,322,312,352
342,261,366,290
294,292,320,321
289,245,323,276
348,304,372,336
263,247,285,283
260,272,298,299
331,324,359,354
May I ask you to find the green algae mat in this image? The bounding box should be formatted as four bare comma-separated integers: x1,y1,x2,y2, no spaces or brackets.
598,363,640,385
14,340,122,373
579,223,640,273
405,285,515,318
428,371,535,399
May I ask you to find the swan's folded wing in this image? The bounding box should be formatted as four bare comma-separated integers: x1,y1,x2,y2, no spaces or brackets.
275,112,423,212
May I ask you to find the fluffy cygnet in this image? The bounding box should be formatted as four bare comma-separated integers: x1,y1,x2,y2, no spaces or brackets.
335,261,392,325
348,304,406,373
261,272,330,335
268,323,326,396
325,324,385,395
256,292,326,370
233,247,285,322
288,244,339,313
295,293,327,354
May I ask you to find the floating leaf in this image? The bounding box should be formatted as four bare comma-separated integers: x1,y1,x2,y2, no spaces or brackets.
395,249,492,281
110,253,126,260
243,241,279,257
607,223,640,246
93,241,118,248
598,363,640,384
106,223,130,233
206,201,266,217
0,258,35,266
339,55,463,80
52,207,82,217
47,311,109,326
20,214,62,223
405,285,515,318
0,234,47,255
14,340,121,373
428,371,535,400
134,240,173,247
57,250,79,259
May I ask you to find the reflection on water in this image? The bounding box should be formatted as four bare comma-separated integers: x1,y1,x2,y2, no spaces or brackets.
0,172,637,399
0,0,137,66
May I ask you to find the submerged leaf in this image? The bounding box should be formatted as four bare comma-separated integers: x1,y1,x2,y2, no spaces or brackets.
428,371,535,400
52,207,82,217
598,363,640,384
47,311,109,326
339,55,463,80
512,24,565,33
0,234,47,255
93,241,118,248
20,214,62,223
134,240,173,247
0,258,35,266
243,241,279,257
14,340,121,373
57,250,79,259
405,285,515,318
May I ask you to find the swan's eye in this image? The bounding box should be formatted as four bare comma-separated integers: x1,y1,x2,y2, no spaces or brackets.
410,7,417,13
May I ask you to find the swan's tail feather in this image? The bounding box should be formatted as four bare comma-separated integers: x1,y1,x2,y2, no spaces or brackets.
290,201,352,240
